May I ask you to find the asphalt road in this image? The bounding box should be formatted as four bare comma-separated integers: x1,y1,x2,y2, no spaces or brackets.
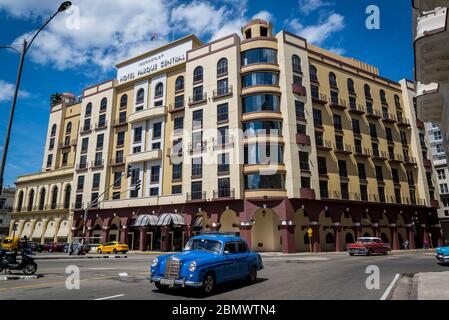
0,251,446,300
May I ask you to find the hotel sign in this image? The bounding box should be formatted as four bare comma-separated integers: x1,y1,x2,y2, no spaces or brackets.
117,40,193,85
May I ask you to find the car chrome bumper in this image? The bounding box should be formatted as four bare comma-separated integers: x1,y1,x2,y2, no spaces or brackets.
436,254,449,263
150,276,203,288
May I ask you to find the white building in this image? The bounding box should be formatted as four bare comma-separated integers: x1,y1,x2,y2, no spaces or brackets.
0,188,15,236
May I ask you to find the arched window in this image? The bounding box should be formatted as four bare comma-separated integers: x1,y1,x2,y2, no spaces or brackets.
27,189,35,212
304,233,310,245
120,94,128,108
17,191,24,212
50,124,57,137
292,55,302,73
217,58,228,76
326,232,335,244
154,83,164,98
380,90,387,103
381,233,389,243
345,233,354,244
39,188,46,211
363,232,371,237
64,185,71,209
85,103,92,117
136,89,145,104
51,186,58,210
193,66,203,83
364,84,371,99
347,78,355,93
100,98,107,112
66,122,72,135
394,95,401,108
309,65,318,82
175,76,184,92
329,72,337,87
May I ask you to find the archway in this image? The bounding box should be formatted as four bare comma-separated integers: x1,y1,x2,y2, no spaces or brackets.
345,232,354,244
361,212,373,237
251,208,280,252
294,209,310,252
31,220,44,243
318,210,333,252
219,210,240,234
380,214,391,244
396,215,407,249
64,185,71,209
341,211,355,251
92,217,103,244
44,219,57,243
108,216,121,242
192,211,211,236
57,219,70,243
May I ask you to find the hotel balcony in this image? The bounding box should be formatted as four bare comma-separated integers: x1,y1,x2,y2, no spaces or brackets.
404,155,418,166
110,157,125,167
334,143,352,155
296,133,311,146
212,189,236,200
382,113,397,124
328,97,347,110
188,93,207,107
366,108,382,119
292,84,307,96
79,124,92,134
212,136,235,150
300,188,316,200
413,0,448,11
59,139,77,149
95,121,108,130
423,158,433,168
388,153,404,163
76,163,88,172
349,104,365,115
316,139,333,151
354,146,371,158
189,141,208,154
416,82,444,122
397,116,411,128
415,7,449,84
112,117,128,128
371,150,388,161
127,149,162,164
213,86,233,100
187,191,207,202
430,199,440,208
90,159,104,169
129,106,167,124
311,93,328,105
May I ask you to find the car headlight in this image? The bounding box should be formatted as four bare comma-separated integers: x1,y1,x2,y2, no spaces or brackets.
151,258,158,267
188,261,197,272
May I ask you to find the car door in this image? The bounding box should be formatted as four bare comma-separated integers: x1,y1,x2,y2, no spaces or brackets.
234,241,251,278
223,242,239,281
103,242,112,253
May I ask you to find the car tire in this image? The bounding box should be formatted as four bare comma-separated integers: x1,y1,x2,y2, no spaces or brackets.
97,249,102,254
367,249,373,256
113,249,117,254
247,266,257,283
202,272,216,295
155,282,168,291
383,250,388,255
349,253,354,256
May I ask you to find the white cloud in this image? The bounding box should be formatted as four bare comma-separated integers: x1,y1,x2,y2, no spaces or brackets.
252,11,274,23
327,47,346,55
0,80,30,102
298,0,333,15
288,13,345,45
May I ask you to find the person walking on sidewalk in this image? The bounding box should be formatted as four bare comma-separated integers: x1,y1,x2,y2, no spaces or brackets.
423,239,429,250
403,239,409,250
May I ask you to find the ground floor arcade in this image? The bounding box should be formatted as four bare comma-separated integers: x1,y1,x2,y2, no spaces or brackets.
72,199,444,253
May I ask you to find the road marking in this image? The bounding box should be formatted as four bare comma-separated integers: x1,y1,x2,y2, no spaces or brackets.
85,268,117,270
380,273,400,300
267,257,329,261
94,294,125,301
119,273,128,277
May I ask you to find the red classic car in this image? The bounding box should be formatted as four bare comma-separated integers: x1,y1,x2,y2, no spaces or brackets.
347,237,391,256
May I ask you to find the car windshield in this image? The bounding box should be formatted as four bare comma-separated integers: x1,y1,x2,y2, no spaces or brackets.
358,238,374,243
184,239,222,254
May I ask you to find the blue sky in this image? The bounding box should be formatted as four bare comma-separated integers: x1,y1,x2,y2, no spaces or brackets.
0,0,414,187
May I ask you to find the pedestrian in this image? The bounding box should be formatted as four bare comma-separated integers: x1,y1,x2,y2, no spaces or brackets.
403,240,409,250
423,239,429,250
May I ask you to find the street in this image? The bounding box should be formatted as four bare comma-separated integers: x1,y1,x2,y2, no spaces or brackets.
0,251,445,300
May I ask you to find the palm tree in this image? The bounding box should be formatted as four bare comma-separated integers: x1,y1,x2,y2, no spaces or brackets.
50,93,63,106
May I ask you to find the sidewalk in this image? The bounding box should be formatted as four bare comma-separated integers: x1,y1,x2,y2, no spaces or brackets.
34,253,128,260
415,271,449,300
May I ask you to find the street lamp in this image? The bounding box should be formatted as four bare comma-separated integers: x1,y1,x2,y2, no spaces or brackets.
0,2,72,195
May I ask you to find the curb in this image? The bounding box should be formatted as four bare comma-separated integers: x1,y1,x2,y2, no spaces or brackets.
35,255,128,260
0,275,39,281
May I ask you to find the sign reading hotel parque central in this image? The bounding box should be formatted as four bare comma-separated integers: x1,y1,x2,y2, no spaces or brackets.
117,40,193,85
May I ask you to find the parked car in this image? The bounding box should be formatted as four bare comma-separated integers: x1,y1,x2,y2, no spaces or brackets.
347,237,391,256
43,242,65,253
28,242,43,253
435,246,449,264
150,234,264,295
97,242,128,254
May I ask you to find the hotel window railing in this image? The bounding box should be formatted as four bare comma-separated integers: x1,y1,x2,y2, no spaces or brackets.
213,86,233,98
189,93,207,105
91,159,104,168
213,188,235,199
96,120,108,130
187,191,206,201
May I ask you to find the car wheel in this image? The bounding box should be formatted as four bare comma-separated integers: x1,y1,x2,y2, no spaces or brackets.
23,263,37,275
247,266,257,283
202,272,215,295
349,253,354,256
383,250,388,255
113,249,117,254
154,282,168,291
367,249,373,256
97,249,102,254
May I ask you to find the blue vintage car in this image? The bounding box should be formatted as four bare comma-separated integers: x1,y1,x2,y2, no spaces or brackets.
150,233,263,294
435,246,449,264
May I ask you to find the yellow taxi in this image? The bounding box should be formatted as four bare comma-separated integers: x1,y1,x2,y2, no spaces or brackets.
97,241,129,254
1,236,19,251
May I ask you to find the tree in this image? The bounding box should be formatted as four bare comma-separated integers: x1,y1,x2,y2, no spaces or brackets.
50,93,63,106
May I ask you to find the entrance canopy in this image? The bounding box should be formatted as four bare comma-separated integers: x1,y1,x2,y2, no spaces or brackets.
157,213,184,226
132,215,159,227
193,216,203,229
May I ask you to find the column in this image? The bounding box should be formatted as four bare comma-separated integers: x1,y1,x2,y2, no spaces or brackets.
120,226,128,244
333,225,342,252
139,227,148,251
160,226,170,252
352,224,362,240
389,225,400,250
85,227,92,243
210,213,220,231
280,225,296,254
422,226,429,249
101,227,110,244
406,225,416,249
371,224,381,238
239,225,252,249
311,224,321,253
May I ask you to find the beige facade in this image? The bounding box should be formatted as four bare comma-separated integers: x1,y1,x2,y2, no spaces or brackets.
10,19,443,251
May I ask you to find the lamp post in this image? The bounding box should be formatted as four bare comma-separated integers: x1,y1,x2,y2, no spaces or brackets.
0,2,72,195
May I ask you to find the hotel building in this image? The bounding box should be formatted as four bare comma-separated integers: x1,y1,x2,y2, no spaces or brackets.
10,19,443,252
0,188,15,235
413,0,449,240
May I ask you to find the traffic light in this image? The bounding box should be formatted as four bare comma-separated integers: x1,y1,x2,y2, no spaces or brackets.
127,164,133,178
135,179,142,192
